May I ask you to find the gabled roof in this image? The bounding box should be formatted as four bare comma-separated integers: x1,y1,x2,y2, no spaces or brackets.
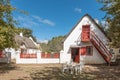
64,14,110,42
15,35,38,49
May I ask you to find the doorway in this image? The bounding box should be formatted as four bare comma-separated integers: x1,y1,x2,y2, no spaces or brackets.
71,48,80,63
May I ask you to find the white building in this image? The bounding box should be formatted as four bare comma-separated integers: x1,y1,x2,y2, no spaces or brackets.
60,14,113,64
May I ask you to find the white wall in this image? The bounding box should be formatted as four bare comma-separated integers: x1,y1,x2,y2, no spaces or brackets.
16,51,60,64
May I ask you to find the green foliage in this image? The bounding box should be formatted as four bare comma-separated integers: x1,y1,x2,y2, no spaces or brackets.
0,0,17,50
0,0,36,50
0,26,16,50
97,0,120,48
40,43,49,52
0,0,16,27
41,36,65,53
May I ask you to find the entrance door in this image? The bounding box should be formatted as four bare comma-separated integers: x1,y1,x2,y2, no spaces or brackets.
81,25,90,41
71,48,80,63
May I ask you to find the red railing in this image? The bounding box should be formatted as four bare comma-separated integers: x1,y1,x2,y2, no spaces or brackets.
90,31,112,64
0,51,5,58
20,54,37,58
20,53,60,58
41,52,60,58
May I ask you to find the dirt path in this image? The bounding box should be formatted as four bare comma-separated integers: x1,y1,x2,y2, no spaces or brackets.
0,62,120,80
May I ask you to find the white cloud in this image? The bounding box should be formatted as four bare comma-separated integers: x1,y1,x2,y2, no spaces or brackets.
15,15,40,28
15,15,55,28
75,8,82,13
37,39,48,44
32,15,55,26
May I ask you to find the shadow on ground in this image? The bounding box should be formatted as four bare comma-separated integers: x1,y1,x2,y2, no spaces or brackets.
30,66,96,80
0,61,18,74
29,63,120,80
84,64,120,80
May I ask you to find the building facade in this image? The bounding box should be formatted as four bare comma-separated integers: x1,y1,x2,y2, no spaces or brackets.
60,14,112,64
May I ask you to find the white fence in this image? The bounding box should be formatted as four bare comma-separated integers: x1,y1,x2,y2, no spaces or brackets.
16,51,60,64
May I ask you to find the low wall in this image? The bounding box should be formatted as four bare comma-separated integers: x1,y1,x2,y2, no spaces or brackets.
16,51,60,64
37,58,60,64
0,51,11,63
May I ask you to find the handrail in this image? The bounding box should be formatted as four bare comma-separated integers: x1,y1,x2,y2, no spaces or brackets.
91,31,112,57
90,31,112,62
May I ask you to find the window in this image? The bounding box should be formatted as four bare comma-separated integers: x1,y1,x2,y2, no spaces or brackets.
86,46,93,56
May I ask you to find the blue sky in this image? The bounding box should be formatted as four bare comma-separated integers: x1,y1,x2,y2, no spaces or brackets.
11,0,105,41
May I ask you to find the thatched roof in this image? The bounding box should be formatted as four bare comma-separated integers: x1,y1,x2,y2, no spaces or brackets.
15,35,38,49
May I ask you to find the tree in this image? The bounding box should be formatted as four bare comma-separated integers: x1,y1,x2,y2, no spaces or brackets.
40,43,49,52
40,36,65,53
47,36,65,53
97,0,120,48
0,26,16,50
0,0,16,27
0,0,36,50
0,0,17,50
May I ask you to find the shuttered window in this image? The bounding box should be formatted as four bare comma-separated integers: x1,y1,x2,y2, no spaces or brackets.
80,46,93,56
81,25,90,42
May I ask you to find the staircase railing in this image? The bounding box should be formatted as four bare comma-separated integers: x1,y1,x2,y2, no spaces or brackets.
90,31,112,64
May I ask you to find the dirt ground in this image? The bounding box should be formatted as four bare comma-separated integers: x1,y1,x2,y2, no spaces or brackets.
0,60,120,80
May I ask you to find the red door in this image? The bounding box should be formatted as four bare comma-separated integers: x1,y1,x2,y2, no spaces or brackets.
81,25,90,41
71,48,80,63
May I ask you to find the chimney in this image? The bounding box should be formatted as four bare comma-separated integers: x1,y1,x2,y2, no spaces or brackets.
20,32,23,37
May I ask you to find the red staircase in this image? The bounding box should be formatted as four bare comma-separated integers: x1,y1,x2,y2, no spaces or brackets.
90,31,112,64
